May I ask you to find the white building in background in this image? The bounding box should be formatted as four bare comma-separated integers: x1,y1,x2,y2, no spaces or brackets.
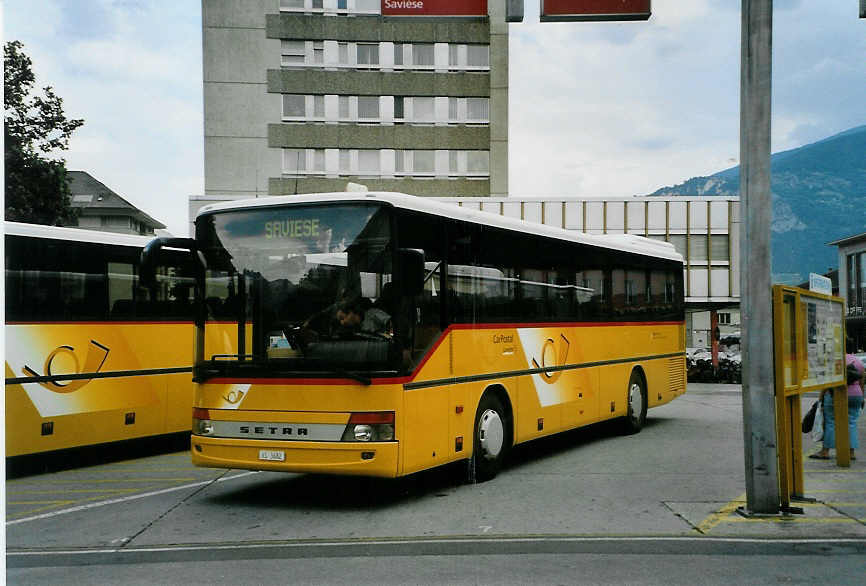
829,231,866,350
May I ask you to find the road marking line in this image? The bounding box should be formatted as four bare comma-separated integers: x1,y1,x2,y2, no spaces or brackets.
7,500,77,505
6,471,258,526
695,493,746,534
723,517,858,524
7,477,201,485
6,488,138,495
6,502,79,518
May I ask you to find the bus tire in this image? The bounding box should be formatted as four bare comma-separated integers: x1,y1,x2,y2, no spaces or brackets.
622,369,647,434
468,393,510,483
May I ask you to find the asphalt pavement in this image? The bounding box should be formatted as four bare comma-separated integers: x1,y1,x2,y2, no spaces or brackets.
4,383,866,583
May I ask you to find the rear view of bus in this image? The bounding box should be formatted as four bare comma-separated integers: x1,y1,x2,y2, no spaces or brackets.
176,192,686,480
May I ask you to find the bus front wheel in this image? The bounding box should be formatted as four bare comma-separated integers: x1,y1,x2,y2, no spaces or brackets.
622,370,647,434
468,393,509,483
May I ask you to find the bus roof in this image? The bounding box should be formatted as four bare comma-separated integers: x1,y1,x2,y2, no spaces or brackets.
196,192,684,263
4,221,156,248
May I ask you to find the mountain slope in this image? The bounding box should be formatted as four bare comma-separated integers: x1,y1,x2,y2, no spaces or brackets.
651,126,866,282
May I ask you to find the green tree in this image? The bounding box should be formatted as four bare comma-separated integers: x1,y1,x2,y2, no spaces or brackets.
4,40,84,225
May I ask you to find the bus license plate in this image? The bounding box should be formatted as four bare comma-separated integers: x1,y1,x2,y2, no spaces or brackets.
259,449,285,462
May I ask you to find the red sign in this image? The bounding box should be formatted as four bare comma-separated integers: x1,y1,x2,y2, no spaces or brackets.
381,0,487,17
540,0,651,22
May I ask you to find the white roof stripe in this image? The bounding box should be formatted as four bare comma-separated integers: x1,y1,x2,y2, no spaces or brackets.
4,221,156,248
196,192,684,263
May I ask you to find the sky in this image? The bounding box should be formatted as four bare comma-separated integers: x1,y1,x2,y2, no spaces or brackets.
3,0,865,237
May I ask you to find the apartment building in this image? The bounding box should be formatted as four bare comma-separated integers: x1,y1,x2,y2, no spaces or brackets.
202,0,507,209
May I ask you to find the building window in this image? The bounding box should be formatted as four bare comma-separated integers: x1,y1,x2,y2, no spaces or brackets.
358,150,379,174
283,94,306,118
467,45,489,67
283,149,306,173
449,151,459,174
312,149,325,173
449,44,459,67
337,0,348,9
412,97,434,123
466,98,489,122
357,96,379,120
467,151,489,174
312,0,323,9
668,235,687,258
339,149,351,172
413,150,435,174
395,150,405,173
394,96,404,120
413,44,434,67
281,41,305,66
394,43,404,66
719,312,731,325
338,42,349,65
357,44,379,66
356,0,378,10
710,234,729,261
338,95,350,119
313,95,325,118
448,98,459,120
690,235,708,262
859,252,866,310
280,0,304,9
312,41,324,65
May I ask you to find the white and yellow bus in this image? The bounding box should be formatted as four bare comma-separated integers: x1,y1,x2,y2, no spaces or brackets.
4,222,197,458
148,192,686,481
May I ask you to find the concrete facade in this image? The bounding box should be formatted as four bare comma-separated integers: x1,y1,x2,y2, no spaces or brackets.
829,231,866,350
202,0,506,200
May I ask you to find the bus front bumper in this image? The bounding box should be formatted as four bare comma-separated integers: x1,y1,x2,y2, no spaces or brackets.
190,435,399,478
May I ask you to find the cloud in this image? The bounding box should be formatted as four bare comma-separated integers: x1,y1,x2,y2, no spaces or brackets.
4,0,203,236
510,0,864,198
4,0,864,235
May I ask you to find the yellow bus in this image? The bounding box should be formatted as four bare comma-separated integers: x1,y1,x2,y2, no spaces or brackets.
4,222,196,458
149,192,685,481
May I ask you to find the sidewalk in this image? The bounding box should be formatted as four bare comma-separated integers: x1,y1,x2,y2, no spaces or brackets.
667,386,866,538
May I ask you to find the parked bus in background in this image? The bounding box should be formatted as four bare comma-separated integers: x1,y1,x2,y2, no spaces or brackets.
4,222,196,458
145,192,686,482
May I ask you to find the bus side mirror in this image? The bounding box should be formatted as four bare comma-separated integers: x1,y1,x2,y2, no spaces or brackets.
140,237,199,288
397,248,425,296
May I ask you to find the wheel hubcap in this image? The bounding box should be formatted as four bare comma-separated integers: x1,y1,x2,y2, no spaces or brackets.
629,382,643,420
478,409,504,460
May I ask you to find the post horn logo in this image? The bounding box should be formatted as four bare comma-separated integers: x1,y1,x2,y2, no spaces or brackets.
223,389,245,404
531,333,570,384
23,340,110,393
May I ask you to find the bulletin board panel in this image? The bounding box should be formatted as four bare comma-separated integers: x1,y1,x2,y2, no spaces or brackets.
773,286,845,397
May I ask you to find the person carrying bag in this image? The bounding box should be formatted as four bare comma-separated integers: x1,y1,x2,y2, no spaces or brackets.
809,337,865,460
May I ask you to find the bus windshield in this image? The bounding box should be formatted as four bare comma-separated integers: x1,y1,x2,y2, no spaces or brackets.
198,202,401,375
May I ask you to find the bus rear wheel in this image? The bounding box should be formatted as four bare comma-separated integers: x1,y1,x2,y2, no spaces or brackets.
468,393,509,483
622,370,647,434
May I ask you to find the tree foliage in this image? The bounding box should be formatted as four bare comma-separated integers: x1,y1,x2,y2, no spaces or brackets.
4,40,84,225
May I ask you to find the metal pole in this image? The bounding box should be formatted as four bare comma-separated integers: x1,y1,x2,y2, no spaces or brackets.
740,0,779,514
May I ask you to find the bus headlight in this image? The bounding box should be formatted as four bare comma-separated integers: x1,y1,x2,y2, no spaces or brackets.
192,408,214,436
353,425,373,441
341,412,395,442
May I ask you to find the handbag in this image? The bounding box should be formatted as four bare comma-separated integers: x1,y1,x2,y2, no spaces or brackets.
802,399,819,433
847,362,861,384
